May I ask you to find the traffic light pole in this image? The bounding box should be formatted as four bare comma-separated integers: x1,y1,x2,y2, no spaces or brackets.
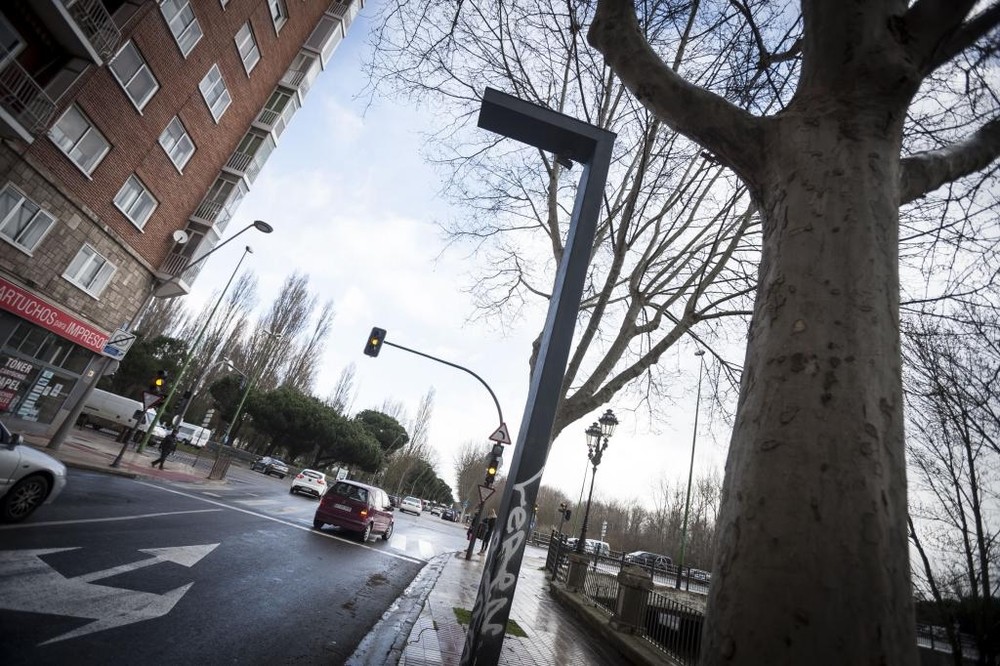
380,340,504,428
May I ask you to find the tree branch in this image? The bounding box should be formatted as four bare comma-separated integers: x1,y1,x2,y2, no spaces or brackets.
899,117,1000,204
908,1,1000,74
587,0,766,185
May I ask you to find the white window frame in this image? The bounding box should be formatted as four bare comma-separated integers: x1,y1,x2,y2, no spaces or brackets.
48,105,110,177
63,244,116,298
108,41,159,112
159,0,203,57
0,183,56,255
235,22,261,74
267,0,288,32
158,116,195,172
113,175,158,230
199,64,232,122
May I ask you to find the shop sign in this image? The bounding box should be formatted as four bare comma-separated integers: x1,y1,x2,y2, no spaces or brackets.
0,277,109,354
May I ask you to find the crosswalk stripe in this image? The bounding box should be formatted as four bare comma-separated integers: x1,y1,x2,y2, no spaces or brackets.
418,540,435,560
391,535,408,551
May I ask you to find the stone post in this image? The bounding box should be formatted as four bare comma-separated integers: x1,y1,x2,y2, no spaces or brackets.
566,552,591,592
611,565,654,634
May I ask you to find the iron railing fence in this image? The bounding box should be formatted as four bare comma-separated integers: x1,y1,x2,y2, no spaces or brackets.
582,568,619,615
0,46,56,134
63,0,121,60
640,588,704,666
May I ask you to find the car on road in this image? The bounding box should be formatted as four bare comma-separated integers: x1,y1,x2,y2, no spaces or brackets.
0,421,68,522
388,494,400,508
429,505,443,517
625,551,673,573
251,456,289,479
313,480,394,542
399,496,422,516
290,469,327,497
690,568,711,582
442,509,458,522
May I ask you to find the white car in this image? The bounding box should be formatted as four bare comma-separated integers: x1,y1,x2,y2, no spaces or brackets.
399,496,422,516
290,469,327,498
1,422,67,522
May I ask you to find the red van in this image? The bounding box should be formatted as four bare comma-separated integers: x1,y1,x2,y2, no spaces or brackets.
313,480,394,542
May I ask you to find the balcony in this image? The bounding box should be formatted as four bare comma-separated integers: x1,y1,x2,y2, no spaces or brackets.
34,0,122,65
222,134,275,184
253,94,300,140
0,48,57,142
278,53,321,98
327,0,364,31
156,229,217,297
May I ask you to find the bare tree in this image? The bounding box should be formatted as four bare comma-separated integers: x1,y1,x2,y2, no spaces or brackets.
586,1,1000,662
327,363,357,415
454,440,490,509
282,299,335,393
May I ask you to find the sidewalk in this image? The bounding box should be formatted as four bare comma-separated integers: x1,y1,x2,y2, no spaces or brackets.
22,426,224,485
355,546,621,666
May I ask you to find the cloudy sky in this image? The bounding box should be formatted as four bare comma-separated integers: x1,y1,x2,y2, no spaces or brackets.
185,6,736,509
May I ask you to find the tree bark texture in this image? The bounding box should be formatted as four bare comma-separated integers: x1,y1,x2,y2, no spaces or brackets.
704,103,918,664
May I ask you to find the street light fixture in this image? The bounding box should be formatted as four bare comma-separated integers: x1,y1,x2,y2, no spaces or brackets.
676,349,706,588
575,409,618,554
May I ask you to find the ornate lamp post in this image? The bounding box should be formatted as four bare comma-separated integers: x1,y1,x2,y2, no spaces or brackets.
575,409,618,553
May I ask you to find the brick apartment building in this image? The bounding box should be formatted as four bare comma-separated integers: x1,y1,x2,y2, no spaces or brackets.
0,0,362,434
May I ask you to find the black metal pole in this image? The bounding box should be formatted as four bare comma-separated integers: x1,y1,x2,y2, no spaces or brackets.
465,503,484,560
110,417,141,468
460,88,615,666
576,464,597,554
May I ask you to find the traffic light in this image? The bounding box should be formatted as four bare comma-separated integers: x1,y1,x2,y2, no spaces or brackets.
559,501,572,520
485,443,503,487
150,369,168,394
363,327,387,357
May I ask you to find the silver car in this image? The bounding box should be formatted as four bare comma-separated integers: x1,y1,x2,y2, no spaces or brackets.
0,422,67,522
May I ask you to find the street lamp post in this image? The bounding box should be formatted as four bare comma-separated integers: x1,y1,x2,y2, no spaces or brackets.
575,409,618,554
136,245,255,453
48,220,273,451
219,329,282,447
676,349,706,589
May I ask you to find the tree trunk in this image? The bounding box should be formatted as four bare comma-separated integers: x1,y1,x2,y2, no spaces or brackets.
704,104,918,664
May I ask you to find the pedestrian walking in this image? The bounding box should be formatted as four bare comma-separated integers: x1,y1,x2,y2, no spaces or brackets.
151,429,178,469
480,509,498,554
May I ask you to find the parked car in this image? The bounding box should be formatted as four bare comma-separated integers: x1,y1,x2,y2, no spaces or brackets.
290,469,327,498
399,496,422,516
313,480,394,542
251,456,289,479
442,509,458,522
429,505,443,517
1,421,68,522
625,551,673,573
690,568,711,582
388,495,400,508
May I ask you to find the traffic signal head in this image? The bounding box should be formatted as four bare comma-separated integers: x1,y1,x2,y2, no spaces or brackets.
485,443,504,487
150,369,168,394
363,327,387,357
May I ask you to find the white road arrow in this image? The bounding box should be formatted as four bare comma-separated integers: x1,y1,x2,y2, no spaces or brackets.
0,544,218,644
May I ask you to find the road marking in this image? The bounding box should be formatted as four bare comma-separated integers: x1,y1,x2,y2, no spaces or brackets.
418,540,435,560
0,508,222,530
202,492,221,497
392,535,408,551
135,481,423,564
0,545,217,644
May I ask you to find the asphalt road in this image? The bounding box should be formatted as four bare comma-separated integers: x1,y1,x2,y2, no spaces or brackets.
0,467,470,665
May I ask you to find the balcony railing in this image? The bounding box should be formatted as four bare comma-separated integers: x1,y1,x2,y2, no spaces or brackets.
254,97,299,140
0,48,57,136
224,150,263,183
62,0,121,61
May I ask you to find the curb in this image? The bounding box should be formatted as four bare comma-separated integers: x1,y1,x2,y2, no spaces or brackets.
62,460,139,479
346,550,454,666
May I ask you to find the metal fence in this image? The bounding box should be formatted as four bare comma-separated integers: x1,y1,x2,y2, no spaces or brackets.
641,589,704,665
582,568,619,615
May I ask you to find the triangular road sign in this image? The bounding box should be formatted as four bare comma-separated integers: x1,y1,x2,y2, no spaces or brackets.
142,392,164,410
478,484,495,504
488,422,511,445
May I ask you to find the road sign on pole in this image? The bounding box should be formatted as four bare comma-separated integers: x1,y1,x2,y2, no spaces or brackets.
141,392,164,410
488,423,511,445
478,484,495,504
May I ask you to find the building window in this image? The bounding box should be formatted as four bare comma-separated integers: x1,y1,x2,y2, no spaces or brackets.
0,14,25,69
113,175,157,229
108,41,159,111
160,0,203,57
48,106,110,176
158,116,195,171
235,22,260,74
0,184,56,254
63,244,115,297
199,64,232,122
267,0,288,32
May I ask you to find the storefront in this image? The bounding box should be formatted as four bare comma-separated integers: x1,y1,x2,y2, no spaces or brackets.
0,276,110,432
